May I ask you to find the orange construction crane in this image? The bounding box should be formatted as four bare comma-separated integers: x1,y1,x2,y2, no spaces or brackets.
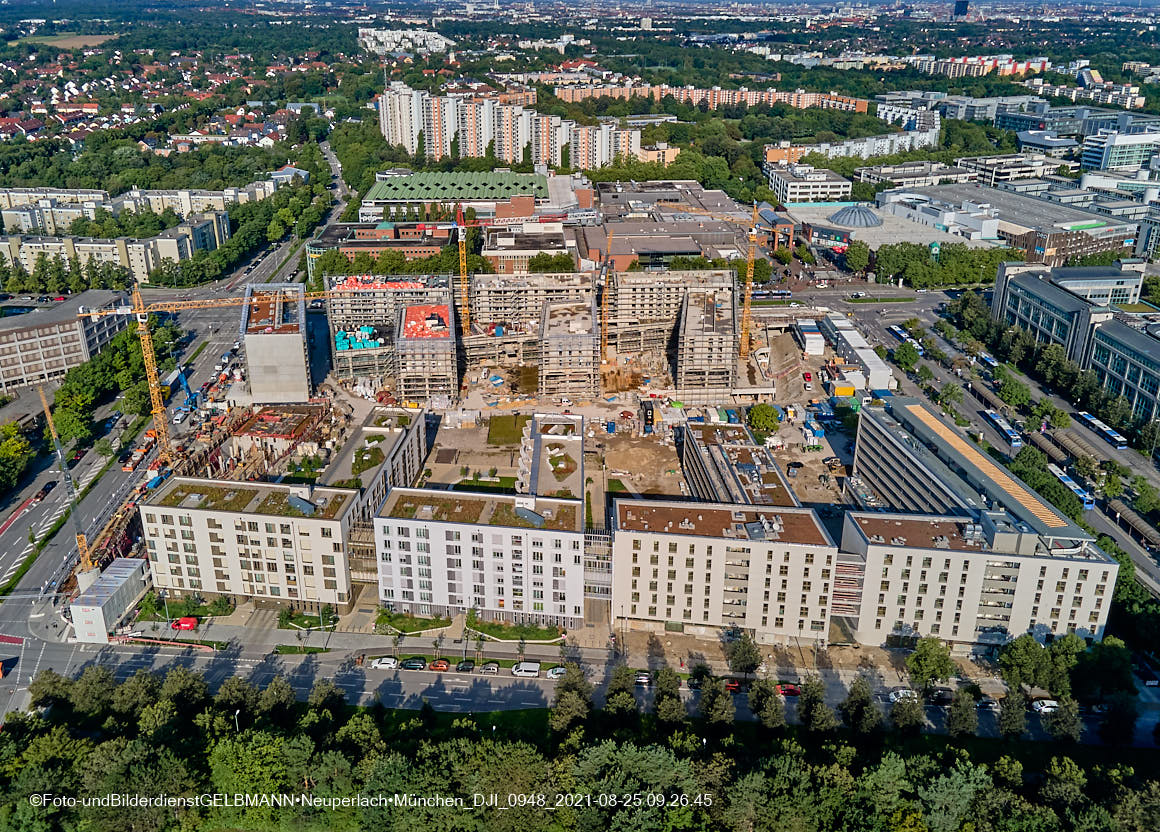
740,203,758,359
37,386,92,571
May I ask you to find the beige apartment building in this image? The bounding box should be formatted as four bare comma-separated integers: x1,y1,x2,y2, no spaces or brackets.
611,499,839,645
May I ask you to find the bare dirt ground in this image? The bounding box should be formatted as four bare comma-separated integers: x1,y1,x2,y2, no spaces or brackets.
602,434,685,497
20,34,115,47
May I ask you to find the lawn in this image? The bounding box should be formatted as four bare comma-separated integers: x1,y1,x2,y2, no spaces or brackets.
278,611,336,631
487,414,531,445
160,484,259,512
849,296,914,304
467,614,562,642
607,478,629,493
352,445,385,476
377,611,451,633
453,475,518,494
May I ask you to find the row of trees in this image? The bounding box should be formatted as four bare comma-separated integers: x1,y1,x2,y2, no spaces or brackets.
871,242,1023,288
0,252,132,295
146,181,330,287
49,319,180,445
306,231,491,291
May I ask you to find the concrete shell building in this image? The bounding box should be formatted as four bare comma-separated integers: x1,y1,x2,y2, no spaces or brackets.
242,284,311,404
538,298,599,398
395,303,458,404
675,288,736,398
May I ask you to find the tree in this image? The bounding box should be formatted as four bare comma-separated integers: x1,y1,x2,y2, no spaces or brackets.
1040,756,1087,810
890,696,924,735
893,342,920,373
725,633,761,679
526,252,577,273
946,689,978,739
93,438,115,458
1099,692,1138,745
917,365,935,384
746,403,780,437
998,377,1031,410
838,676,882,735
698,678,736,725
906,637,955,692
1043,697,1082,743
551,664,593,732
746,679,785,731
216,677,259,721
844,239,870,273
798,675,838,733
999,634,1051,694
999,691,1028,739
257,675,296,725
652,667,685,724
603,665,638,719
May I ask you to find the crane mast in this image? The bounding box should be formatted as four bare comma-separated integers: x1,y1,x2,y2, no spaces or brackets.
37,386,92,571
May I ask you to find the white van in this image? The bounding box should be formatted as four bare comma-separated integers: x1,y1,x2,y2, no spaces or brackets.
511,661,541,677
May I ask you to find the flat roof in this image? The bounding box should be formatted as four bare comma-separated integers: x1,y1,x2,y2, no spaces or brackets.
1,289,126,332
363,170,547,203
1008,272,1095,314
235,405,323,439
1093,318,1160,364
684,423,798,507
786,203,994,250
887,398,1084,538
400,304,452,338
147,477,353,520
615,499,832,546
242,285,304,335
683,288,735,337
379,487,582,532
896,183,1137,233
330,275,426,292
72,557,145,609
544,299,593,335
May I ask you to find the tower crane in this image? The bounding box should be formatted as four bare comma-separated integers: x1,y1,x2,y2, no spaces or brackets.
453,205,497,334
80,286,347,465
740,202,759,359
36,386,93,573
598,227,614,361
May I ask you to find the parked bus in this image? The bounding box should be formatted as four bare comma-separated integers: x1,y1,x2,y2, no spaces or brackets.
887,325,907,341
1048,463,1095,511
983,409,1023,456
1076,411,1128,450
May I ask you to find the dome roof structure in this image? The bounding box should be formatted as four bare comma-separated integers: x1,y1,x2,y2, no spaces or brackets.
827,205,883,228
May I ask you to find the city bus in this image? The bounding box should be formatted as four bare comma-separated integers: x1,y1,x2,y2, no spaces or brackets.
984,409,1023,456
1076,411,1129,451
1048,463,1095,511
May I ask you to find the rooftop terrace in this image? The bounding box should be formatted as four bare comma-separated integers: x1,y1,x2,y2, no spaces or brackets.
381,488,581,532
150,478,352,520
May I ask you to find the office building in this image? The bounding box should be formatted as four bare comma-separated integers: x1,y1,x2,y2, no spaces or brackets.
854,162,976,188
1088,320,1160,421
482,222,574,274
675,288,736,397
1016,131,1079,157
1081,129,1160,171
765,165,852,204
304,222,451,279
954,153,1063,185
877,183,1137,266
0,291,128,393
242,285,311,404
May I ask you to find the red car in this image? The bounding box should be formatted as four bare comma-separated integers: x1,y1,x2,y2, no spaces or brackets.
724,679,743,693
171,617,198,631
803,372,812,382
429,659,450,671
775,683,802,697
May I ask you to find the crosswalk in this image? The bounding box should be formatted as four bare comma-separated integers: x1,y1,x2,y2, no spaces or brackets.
0,543,33,583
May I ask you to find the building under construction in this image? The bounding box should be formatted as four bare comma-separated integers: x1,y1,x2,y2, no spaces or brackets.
395,304,458,404
242,284,310,403
539,298,599,398
606,269,734,354
326,273,452,381
675,288,737,399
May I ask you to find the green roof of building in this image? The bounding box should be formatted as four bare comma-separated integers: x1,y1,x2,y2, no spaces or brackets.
362,171,548,203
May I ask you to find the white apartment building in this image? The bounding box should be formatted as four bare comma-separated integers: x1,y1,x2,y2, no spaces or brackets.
142,479,360,612
766,164,852,203
611,499,840,645
841,511,1117,648
378,83,429,155
375,489,587,628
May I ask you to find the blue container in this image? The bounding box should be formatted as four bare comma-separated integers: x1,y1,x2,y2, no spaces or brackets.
607,421,616,433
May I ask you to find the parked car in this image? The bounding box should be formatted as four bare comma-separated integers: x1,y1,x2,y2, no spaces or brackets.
511,661,541,677
546,666,567,680
370,657,397,670
634,672,652,687
976,695,1000,712
430,659,450,672
930,688,955,706
803,372,812,382
1032,699,1059,714
889,688,919,704
399,658,426,671
66,447,87,468
724,679,744,693
171,617,198,630
455,660,475,673
686,677,704,690
775,683,802,697
480,661,500,675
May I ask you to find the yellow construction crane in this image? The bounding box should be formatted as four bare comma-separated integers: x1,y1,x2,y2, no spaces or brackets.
456,205,471,332
599,227,614,361
37,386,92,571
81,286,341,465
739,203,759,359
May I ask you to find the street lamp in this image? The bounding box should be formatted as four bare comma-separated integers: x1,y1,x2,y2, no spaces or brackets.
234,709,240,733
159,590,171,624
